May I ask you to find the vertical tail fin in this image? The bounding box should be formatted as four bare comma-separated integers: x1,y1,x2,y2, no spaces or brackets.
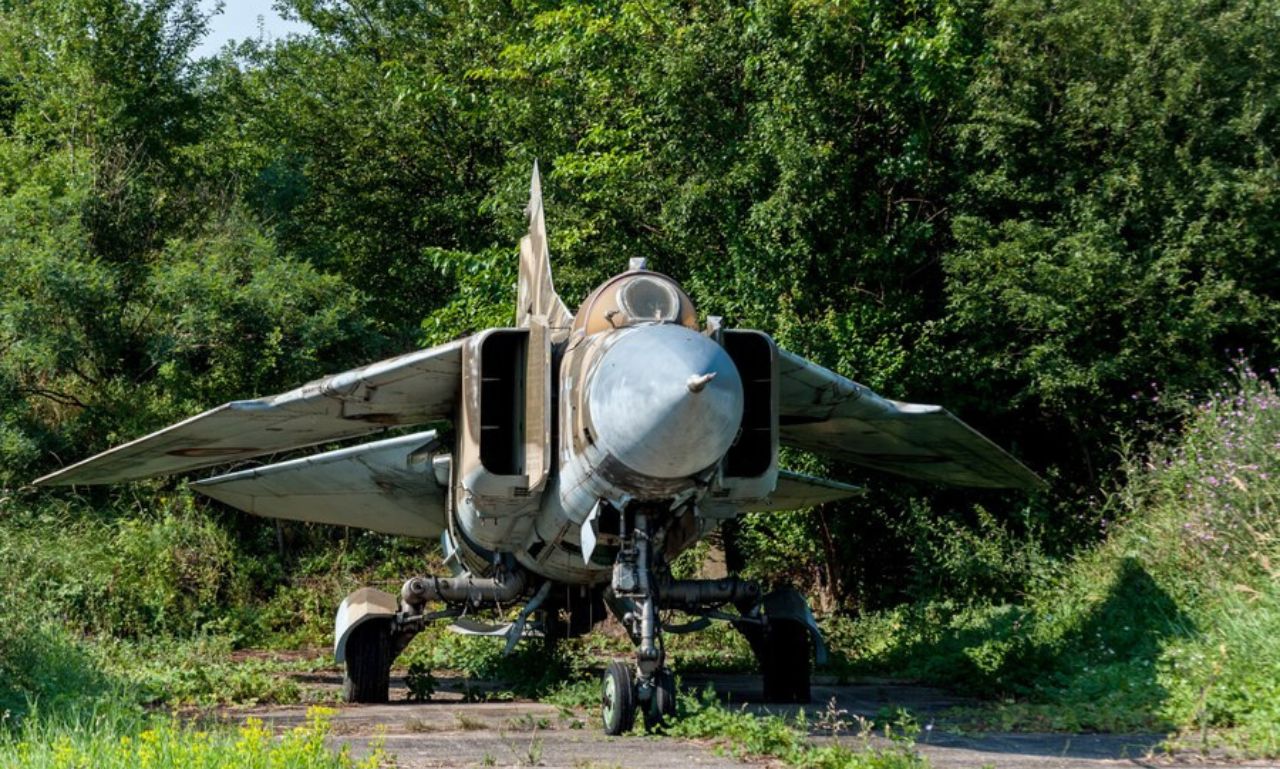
517,161,573,339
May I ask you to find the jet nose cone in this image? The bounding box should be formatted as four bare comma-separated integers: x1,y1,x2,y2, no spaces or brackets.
586,324,744,479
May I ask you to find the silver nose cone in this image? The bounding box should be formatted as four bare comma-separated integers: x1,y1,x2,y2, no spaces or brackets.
586,324,744,479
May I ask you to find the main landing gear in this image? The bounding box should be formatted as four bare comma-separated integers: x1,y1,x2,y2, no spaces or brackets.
334,512,825,735
341,618,393,704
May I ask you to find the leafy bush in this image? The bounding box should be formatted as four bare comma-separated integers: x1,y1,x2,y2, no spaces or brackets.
404,661,437,702
897,501,1047,603
0,495,261,640
399,626,583,700
666,617,757,673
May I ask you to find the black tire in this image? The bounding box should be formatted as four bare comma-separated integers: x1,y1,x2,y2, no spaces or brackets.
761,619,811,703
342,619,392,704
601,660,637,735
643,668,677,731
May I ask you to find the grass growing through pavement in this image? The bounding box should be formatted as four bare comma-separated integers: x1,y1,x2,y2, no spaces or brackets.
835,367,1280,755
669,687,929,769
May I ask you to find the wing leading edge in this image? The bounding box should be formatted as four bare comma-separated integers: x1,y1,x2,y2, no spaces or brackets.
777,349,1043,491
35,340,464,486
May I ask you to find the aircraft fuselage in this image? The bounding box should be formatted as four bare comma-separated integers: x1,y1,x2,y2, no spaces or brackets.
450,268,749,585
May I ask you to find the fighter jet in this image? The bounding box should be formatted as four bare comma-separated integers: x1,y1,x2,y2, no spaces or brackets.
37,164,1041,733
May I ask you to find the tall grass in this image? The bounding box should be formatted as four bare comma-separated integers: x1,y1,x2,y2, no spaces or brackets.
840,366,1280,754
0,494,248,720
1139,367,1280,753
0,491,398,766
0,493,260,641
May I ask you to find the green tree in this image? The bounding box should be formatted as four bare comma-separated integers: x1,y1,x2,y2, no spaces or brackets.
0,0,370,486
940,0,1280,498
210,0,518,348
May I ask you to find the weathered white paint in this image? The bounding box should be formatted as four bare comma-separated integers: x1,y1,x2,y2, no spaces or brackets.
586,324,743,480
35,341,464,486
193,430,448,538
776,349,1044,491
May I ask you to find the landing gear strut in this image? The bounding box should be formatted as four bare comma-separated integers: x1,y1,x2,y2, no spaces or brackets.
597,504,826,733
601,508,677,735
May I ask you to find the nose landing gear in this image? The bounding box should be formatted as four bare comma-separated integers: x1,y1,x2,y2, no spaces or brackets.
601,508,680,735
645,668,677,730
597,504,827,734
600,652,677,735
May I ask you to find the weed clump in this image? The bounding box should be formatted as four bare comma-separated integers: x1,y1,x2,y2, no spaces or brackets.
670,687,928,768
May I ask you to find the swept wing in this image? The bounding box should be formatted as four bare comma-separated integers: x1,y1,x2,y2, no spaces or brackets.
777,349,1043,491
35,340,464,486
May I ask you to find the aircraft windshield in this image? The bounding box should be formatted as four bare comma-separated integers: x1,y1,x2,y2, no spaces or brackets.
572,271,699,335
619,276,680,322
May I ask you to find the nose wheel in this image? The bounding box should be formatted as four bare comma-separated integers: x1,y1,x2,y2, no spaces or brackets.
601,661,677,735
601,506,684,734
601,660,637,735
644,668,677,730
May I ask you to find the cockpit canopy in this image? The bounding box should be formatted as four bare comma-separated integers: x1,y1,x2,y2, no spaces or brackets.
572,270,698,336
